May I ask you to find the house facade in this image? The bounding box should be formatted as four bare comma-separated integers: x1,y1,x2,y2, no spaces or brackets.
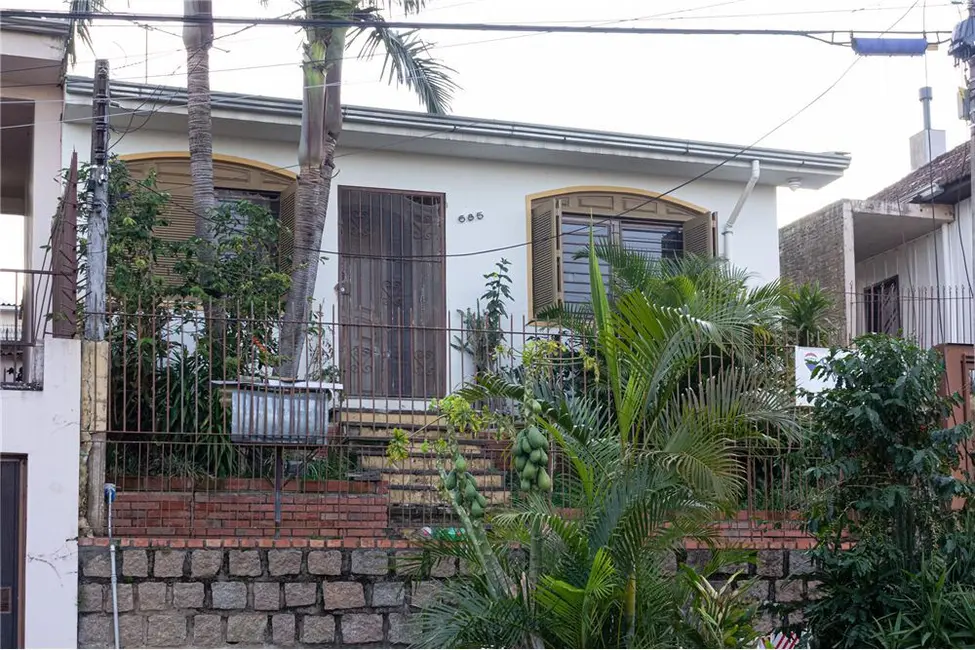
781,141,975,350
64,76,849,407
0,17,82,650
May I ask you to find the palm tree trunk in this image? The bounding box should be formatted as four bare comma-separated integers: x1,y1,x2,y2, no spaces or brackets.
278,30,345,378
182,0,215,249
182,0,223,352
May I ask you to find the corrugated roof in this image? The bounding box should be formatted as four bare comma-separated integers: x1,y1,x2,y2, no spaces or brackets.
64,76,852,178
869,141,970,203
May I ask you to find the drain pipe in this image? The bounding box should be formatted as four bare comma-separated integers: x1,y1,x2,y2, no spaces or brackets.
722,160,761,264
105,483,120,649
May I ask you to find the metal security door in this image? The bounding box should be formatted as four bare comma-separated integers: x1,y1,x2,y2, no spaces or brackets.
0,456,25,649
338,187,446,399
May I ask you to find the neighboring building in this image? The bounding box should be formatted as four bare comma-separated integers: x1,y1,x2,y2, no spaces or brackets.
0,17,82,650
63,76,849,407
781,139,975,349
1,303,23,381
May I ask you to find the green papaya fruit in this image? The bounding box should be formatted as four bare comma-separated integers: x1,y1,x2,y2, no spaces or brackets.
537,468,553,492
529,448,542,463
476,493,487,508
520,479,531,491
527,427,547,449
522,462,537,481
444,471,457,490
470,501,484,518
521,437,533,454
454,456,468,473
514,455,527,471
538,450,548,466
465,482,478,500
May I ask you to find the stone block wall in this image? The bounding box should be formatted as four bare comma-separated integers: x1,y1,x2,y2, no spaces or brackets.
77,540,814,648
779,199,852,341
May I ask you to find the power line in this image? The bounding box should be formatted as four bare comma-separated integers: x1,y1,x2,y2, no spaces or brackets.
107,0,910,263
0,9,952,40
107,46,862,264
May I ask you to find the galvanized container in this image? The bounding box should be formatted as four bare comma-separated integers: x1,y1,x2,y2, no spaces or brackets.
213,379,343,446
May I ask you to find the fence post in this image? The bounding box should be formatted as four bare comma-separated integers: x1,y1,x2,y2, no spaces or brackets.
80,339,110,536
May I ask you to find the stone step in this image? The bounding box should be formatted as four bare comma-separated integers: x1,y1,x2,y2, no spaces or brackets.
352,439,491,456
340,411,440,427
383,470,506,489
360,454,496,472
342,424,502,443
388,486,511,506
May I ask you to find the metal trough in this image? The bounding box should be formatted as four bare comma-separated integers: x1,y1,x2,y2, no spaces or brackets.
213,379,343,447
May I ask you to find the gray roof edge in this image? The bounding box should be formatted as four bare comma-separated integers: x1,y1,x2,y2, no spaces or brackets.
65,75,851,172
1,16,71,37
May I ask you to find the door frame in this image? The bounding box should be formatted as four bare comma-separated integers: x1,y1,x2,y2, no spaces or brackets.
0,454,27,649
336,184,448,403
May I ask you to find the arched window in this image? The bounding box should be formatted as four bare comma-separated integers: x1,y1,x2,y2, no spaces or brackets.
527,187,716,318
119,153,298,276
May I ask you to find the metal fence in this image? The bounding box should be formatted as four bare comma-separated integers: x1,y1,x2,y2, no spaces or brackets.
85,302,819,543
844,284,975,349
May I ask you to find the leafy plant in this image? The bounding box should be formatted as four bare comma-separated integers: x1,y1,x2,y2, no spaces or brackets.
782,281,835,347
410,233,795,648
795,335,975,648
452,258,513,376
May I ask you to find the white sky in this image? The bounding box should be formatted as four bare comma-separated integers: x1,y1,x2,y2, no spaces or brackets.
2,0,972,280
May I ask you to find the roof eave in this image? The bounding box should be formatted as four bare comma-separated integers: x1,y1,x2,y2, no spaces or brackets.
1,16,71,38
64,76,851,179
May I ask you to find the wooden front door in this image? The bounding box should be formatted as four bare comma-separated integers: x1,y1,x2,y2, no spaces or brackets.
338,187,446,399
0,456,25,649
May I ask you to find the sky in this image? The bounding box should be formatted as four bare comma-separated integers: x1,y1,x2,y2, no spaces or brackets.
1,0,973,281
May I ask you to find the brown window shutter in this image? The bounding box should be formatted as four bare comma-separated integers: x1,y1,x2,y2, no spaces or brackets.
682,211,716,257
277,181,298,273
530,197,562,318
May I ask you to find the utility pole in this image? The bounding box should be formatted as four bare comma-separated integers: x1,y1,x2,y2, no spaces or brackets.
86,59,110,341
83,60,110,537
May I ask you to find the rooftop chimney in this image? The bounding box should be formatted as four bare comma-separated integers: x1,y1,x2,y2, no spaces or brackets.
910,86,947,170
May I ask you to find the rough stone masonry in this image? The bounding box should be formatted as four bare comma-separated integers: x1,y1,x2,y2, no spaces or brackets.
77,544,814,647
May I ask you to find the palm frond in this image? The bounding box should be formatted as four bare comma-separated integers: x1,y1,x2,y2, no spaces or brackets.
350,11,458,113
411,578,534,648
66,0,108,65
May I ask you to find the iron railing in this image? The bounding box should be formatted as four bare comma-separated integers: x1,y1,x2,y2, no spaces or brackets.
845,284,975,349
84,287,974,542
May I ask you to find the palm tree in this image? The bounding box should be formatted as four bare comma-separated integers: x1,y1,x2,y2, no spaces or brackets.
66,0,107,65
275,0,458,377
410,240,798,647
182,1,215,257
781,281,835,347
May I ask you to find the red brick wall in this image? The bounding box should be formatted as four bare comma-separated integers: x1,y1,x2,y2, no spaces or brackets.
110,480,389,539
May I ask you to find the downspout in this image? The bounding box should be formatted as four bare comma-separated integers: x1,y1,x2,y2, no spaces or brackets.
722,160,761,264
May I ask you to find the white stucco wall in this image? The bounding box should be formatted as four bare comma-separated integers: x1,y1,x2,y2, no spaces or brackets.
855,197,975,346
63,123,781,297
0,338,82,649
64,124,782,394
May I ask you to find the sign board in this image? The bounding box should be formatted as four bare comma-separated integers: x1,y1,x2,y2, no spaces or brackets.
795,346,837,406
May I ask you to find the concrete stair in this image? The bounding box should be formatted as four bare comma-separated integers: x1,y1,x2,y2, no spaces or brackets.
339,410,513,518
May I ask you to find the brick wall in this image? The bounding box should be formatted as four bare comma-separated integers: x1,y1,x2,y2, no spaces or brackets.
109,480,388,540
779,199,852,339
77,540,815,648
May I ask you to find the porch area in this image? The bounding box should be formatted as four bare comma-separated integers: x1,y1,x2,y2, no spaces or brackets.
82,301,816,549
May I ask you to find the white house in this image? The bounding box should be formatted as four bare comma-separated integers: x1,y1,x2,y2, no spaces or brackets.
0,16,82,650
63,76,849,407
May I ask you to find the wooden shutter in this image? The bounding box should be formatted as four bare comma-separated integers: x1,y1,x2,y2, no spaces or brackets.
530,198,562,318
683,211,716,257
124,160,196,283
277,181,298,273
